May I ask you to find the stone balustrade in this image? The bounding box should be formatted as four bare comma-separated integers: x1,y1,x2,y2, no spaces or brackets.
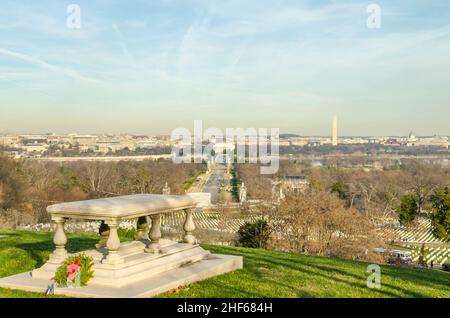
45,194,199,265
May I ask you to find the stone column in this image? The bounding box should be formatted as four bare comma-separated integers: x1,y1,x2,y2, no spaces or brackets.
183,208,196,244
96,221,110,249
145,214,161,253
135,216,149,241
102,220,123,264
48,217,68,263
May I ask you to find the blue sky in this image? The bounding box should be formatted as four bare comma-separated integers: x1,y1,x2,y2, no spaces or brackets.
0,0,449,135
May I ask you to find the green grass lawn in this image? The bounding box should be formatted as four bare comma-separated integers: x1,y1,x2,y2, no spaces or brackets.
0,230,449,298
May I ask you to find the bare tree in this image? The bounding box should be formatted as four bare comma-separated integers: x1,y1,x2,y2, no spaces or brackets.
269,190,383,262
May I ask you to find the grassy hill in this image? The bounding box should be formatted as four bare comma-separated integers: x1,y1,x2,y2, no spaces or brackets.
0,230,448,298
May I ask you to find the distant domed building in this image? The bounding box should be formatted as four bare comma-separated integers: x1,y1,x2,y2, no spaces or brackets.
406,131,418,147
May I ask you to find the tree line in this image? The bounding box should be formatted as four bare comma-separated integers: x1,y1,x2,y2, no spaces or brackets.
236,159,450,243
0,153,205,226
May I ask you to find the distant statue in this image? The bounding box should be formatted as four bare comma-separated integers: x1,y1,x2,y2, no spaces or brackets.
207,158,214,172
271,181,279,203
162,182,171,195
270,180,284,204
239,182,247,203
271,183,277,202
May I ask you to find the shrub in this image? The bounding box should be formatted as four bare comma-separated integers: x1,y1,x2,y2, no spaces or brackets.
237,219,271,248
118,227,137,240
331,180,347,201
442,262,450,272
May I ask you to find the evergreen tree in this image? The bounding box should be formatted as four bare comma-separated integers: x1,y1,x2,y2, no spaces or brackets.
397,193,418,225
418,244,428,267
429,187,450,242
331,180,347,200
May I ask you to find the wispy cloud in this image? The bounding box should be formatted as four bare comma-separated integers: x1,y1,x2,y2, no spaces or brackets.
112,23,137,68
0,0,449,135
0,47,103,84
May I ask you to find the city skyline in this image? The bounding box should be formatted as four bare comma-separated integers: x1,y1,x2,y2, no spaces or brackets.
1,129,448,139
0,112,448,138
0,118,449,138
1,1,450,136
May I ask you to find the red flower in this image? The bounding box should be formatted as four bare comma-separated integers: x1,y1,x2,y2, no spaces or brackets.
67,258,80,275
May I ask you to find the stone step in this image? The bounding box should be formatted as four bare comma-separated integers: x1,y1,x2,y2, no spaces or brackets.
31,240,200,281
85,241,145,262
92,241,201,270
90,246,210,287
85,239,180,262
0,253,244,298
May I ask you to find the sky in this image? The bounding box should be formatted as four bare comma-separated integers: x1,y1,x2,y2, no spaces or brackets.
0,0,449,136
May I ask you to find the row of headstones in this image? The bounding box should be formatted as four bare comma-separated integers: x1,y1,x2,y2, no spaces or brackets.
409,246,450,265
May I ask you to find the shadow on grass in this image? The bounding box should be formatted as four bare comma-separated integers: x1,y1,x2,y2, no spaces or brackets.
204,245,450,298
250,253,445,298
16,237,97,268
161,256,316,298
313,264,450,296
174,279,315,298
0,233,21,238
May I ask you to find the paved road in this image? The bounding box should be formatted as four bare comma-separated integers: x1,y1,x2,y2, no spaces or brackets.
202,169,227,203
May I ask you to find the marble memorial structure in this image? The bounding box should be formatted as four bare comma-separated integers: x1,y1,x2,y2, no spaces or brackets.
0,194,242,298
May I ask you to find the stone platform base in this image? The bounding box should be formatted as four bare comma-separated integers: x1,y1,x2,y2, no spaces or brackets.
0,240,243,298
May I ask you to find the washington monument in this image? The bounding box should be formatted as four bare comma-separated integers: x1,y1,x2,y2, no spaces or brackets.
332,113,338,146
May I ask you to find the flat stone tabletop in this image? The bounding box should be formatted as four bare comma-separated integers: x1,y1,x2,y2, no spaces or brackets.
47,194,197,220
